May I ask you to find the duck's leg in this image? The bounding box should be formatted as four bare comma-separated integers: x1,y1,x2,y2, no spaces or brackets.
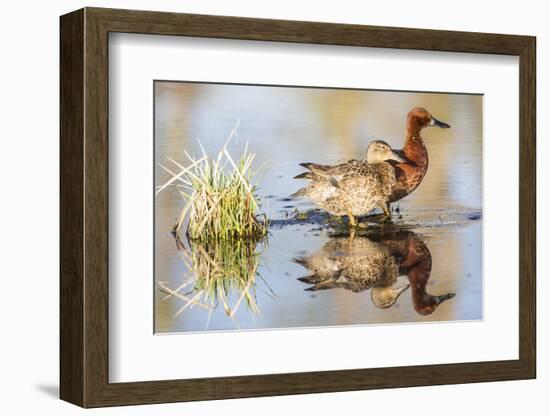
347,212,357,227
347,212,358,239
381,202,392,222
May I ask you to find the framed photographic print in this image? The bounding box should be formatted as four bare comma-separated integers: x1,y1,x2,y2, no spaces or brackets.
60,7,536,408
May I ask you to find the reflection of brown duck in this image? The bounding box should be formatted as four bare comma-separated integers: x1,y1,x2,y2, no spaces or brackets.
293,237,410,309
388,107,451,206
371,230,456,315
295,230,455,315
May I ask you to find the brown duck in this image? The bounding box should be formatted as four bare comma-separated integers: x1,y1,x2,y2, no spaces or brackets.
386,107,451,210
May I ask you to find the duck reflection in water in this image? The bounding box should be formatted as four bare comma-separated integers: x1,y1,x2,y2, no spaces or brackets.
294,230,455,315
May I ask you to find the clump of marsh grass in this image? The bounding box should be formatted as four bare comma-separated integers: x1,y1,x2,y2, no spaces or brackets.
156,120,269,242
158,236,275,327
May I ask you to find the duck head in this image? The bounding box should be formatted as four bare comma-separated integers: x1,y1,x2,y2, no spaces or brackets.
413,292,456,315
366,140,407,164
406,107,451,137
371,282,410,309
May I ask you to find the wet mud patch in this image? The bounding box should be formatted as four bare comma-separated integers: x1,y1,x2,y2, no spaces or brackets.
269,206,482,236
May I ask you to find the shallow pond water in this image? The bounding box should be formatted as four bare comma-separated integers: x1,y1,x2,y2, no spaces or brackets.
154,82,482,333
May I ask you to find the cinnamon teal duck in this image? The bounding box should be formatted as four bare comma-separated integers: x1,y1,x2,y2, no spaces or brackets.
385,107,451,212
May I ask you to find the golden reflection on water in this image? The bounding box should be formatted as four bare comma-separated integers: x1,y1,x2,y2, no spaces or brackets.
154,81,483,333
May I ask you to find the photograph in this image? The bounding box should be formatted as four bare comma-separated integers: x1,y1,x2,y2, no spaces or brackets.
154,81,483,334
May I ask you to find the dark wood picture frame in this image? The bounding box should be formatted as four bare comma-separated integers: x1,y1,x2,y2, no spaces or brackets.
60,7,536,408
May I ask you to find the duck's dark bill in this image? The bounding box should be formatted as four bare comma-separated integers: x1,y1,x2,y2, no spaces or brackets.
390,150,407,163
432,117,451,129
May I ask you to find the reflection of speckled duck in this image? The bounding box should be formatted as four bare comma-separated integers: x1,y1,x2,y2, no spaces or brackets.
292,140,406,226
294,230,456,315
293,236,410,309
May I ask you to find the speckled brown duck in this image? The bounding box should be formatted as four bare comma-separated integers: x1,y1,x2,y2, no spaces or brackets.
386,107,451,210
292,140,406,226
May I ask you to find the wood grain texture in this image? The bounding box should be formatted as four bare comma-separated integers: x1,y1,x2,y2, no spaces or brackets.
83,10,110,406
59,7,537,408
518,38,536,376
59,8,84,406
88,7,532,54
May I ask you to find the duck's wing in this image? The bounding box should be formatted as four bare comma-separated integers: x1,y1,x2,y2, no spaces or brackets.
296,159,389,188
296,258,344,290
303,277,341,291
294,162,336,183
333,160,372,176
339,162,398,195
293,171,318,180
304,160,363,187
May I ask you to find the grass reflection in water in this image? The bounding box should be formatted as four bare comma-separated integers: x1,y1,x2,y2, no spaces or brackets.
158,234,272,328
